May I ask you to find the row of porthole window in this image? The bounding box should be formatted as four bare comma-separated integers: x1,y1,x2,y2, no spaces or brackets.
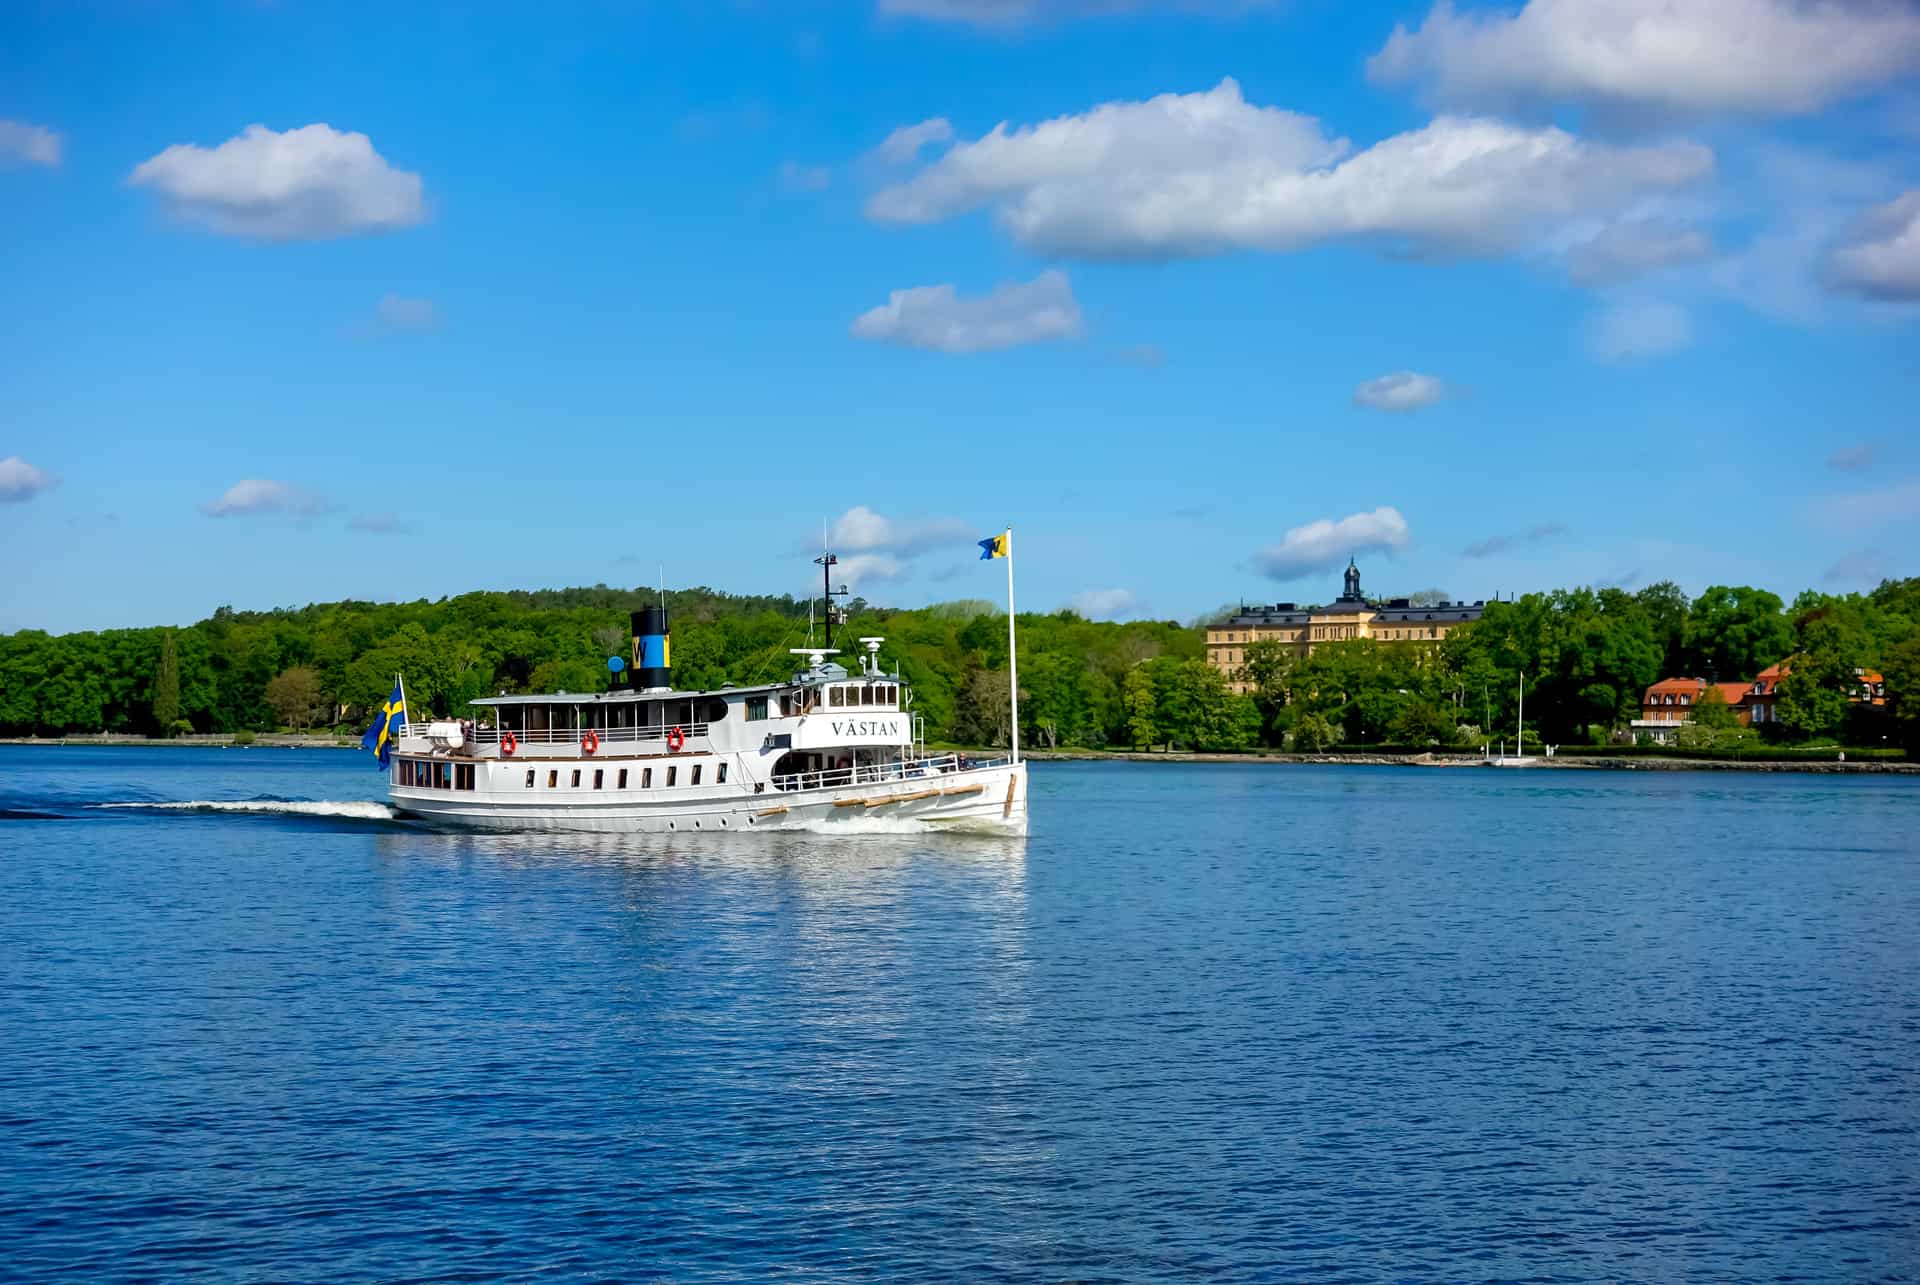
524,762,729,790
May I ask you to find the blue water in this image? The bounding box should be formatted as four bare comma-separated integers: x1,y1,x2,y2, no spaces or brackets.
2,747,1917,1282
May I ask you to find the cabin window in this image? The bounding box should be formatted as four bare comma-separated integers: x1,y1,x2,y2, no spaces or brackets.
593,769,604,790
618,769,628,789
717,763,728,784
746,696,768,721
642,767,653,788
548,770,558,788
525,770,535,789
666,766,678,787
456,764,475,790
571,769,581,788
691,765,702,786
830,686,844,708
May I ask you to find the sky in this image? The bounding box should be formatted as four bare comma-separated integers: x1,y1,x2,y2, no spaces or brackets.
2,0,1918,635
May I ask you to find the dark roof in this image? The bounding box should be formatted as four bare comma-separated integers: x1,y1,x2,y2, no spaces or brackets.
1216,599,1487,627
1372,604,1485,623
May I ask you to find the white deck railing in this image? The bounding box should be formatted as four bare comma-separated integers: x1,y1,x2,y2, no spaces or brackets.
398,721,712,753
769,753,1009,793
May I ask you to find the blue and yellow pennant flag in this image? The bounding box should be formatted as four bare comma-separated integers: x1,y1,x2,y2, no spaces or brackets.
978,530,1010,559
360,678,406,769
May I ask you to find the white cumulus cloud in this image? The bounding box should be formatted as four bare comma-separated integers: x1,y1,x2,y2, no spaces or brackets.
851,269,1083,353
0,456,56,502
873,118,954,165
866,79,1711,262
829,505,973,556
1254,507,1410,582
202,479,325,518
1587,300,1693,362
0,120,62,168
129,123,426,241
1354,371,1447,412
1823,190,1920,301
836,553,909,588
1368,0,1920,118
1068,587,1141,620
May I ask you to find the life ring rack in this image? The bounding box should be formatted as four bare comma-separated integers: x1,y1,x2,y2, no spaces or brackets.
501,731,519,756
582,730,600,755
666,725,686,753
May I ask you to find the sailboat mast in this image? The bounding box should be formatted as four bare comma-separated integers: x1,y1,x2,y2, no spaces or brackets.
1517,669,1524,751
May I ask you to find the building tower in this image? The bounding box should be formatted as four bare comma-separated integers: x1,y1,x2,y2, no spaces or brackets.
1343,557,1362,601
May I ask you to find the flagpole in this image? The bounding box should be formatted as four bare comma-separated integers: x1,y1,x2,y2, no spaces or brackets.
1005,527,1019,765
396,672,409,730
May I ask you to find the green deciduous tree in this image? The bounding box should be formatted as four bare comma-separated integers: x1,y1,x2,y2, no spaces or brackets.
151,631,181,736
1684,586,1791,681
264,666,323,732
1691,684,1737,730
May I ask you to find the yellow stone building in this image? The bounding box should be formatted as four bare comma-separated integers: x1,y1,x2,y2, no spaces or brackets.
1206,560,1487,693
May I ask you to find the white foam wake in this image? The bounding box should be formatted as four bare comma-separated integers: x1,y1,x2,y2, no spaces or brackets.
92,800,397,821
793,814,940,835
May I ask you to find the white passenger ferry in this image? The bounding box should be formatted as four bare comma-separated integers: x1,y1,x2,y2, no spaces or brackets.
386,600,1028,835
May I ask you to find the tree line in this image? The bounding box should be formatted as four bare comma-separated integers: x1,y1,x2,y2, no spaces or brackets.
1,576,1914,752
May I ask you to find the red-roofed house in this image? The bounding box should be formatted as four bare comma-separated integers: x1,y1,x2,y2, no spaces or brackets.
1748,664,1887,726
1633,677,1756,744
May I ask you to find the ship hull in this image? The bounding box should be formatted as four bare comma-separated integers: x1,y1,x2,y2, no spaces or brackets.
390,760,1027,836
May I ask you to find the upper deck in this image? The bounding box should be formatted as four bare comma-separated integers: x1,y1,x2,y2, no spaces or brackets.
403,645,917,761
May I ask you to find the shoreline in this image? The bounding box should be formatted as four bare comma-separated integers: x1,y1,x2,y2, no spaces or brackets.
4,738,1912,775
1020,748,1920,775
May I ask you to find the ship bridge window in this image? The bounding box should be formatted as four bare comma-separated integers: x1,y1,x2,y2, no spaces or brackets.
829,687,845,708
747,696,768,721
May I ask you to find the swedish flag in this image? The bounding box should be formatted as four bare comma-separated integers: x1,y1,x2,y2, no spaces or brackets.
978,530,1009,559
361,679,406,768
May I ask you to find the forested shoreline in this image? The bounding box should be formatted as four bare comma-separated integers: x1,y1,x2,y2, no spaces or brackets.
2,576,1915,752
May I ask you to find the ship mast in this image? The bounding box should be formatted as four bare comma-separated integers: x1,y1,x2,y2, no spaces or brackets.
814,549,847,651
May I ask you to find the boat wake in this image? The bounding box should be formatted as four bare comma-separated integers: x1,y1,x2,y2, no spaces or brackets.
793,814,940,835
90,799,399,821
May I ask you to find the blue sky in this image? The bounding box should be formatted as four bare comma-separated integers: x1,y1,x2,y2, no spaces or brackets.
3,0,1917,634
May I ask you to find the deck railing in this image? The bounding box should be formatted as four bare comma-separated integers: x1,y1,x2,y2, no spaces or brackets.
398,721,712,752
769,753,1008,793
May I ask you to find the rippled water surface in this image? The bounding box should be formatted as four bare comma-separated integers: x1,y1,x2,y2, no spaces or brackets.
2,747,1917,1282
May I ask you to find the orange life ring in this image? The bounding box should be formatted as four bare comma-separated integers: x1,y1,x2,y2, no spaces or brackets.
582,730,600,755
666,725,686,753
501,732,518,756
